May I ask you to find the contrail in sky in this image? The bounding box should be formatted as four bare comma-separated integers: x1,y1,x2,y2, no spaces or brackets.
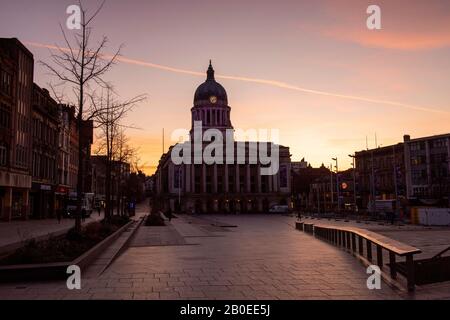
26,41,449,115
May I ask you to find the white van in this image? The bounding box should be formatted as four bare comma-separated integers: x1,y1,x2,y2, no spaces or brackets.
66,192,94,218
269,205,289,213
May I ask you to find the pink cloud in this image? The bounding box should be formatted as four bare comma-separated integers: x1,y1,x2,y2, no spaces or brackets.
323,28,450,50
315,0,450,50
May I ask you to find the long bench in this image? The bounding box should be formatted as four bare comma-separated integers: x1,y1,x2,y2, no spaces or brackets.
298,222,422,292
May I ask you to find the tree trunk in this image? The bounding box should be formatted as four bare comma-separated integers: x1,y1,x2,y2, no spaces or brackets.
105,159,112,220
75,82,84,233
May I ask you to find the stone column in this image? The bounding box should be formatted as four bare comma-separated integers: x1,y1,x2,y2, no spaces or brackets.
273,172,278,192
213,164,218,193
185,164,191,193
202,164,207,193
246,164,251,193
268,171,273,192
224,164,229,193
235,165,240,193
191,164,195,193
257,164,262,193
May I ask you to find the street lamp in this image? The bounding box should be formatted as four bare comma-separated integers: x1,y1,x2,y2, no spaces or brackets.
332,157,339,213
349,154,357,214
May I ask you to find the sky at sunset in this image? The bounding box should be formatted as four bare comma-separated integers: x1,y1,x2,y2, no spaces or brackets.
1,0,449,174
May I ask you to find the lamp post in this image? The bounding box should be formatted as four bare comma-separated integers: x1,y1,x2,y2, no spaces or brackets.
349,154,357,214
392,146,399,219
371,150,376,215
332,157,339,213
330,163,334,211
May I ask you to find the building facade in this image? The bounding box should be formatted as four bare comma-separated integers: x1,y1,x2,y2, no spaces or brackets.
30,84,59,219
404,134,450,206
291,163,330,211
0,38,95,221
155,62,292,213
355,143,405,210
55,104,73,207
90,155,131,212
310,168,356,213
0,38,33,221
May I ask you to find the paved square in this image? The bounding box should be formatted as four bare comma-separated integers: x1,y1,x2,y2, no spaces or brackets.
0,213,405,300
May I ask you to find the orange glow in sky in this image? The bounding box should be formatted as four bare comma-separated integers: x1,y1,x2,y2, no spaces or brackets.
1,0,449,174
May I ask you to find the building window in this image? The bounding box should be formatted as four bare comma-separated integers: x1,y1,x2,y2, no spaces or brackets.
279,165,288,188
411,155,425,166
0,105,11,129
411,169,427,185
433,138,448,149
410,142,424,152
0,70,12,96
0,144,8,166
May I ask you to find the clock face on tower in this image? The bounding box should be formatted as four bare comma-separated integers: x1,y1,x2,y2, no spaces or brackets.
209,95,217,104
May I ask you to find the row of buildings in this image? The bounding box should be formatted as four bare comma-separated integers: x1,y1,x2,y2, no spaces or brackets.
0,38,133,221
292,133,450,214
0,38,91,221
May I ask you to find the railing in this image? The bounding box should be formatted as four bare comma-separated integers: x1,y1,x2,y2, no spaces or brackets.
302,211,407,223
295,222,422,292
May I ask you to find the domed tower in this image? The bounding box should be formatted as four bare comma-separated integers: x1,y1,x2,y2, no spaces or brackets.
190,61,233,136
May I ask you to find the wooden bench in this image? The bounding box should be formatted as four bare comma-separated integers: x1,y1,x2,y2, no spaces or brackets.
302,223,421,292
303,223,314,234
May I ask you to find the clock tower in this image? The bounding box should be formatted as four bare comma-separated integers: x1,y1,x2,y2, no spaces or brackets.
190,61,233,137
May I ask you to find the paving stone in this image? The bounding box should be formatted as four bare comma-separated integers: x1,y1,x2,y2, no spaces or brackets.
106,281,132,288
91,292,133,300
3,213,446,300
160,292,181,299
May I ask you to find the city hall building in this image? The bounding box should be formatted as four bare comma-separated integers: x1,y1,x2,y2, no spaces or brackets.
155,62,292,213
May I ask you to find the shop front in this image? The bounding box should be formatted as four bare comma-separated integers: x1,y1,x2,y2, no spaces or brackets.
0,170,31,221
55,185,69,216
30,182,55,219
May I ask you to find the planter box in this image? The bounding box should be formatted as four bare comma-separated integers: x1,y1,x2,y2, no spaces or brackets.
295,222,304,231
0,220,133,282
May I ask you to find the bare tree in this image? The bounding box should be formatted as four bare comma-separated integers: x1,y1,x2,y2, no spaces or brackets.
112,130,138,216
113,133,144,215
41,1,121,232
91,87,145,218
